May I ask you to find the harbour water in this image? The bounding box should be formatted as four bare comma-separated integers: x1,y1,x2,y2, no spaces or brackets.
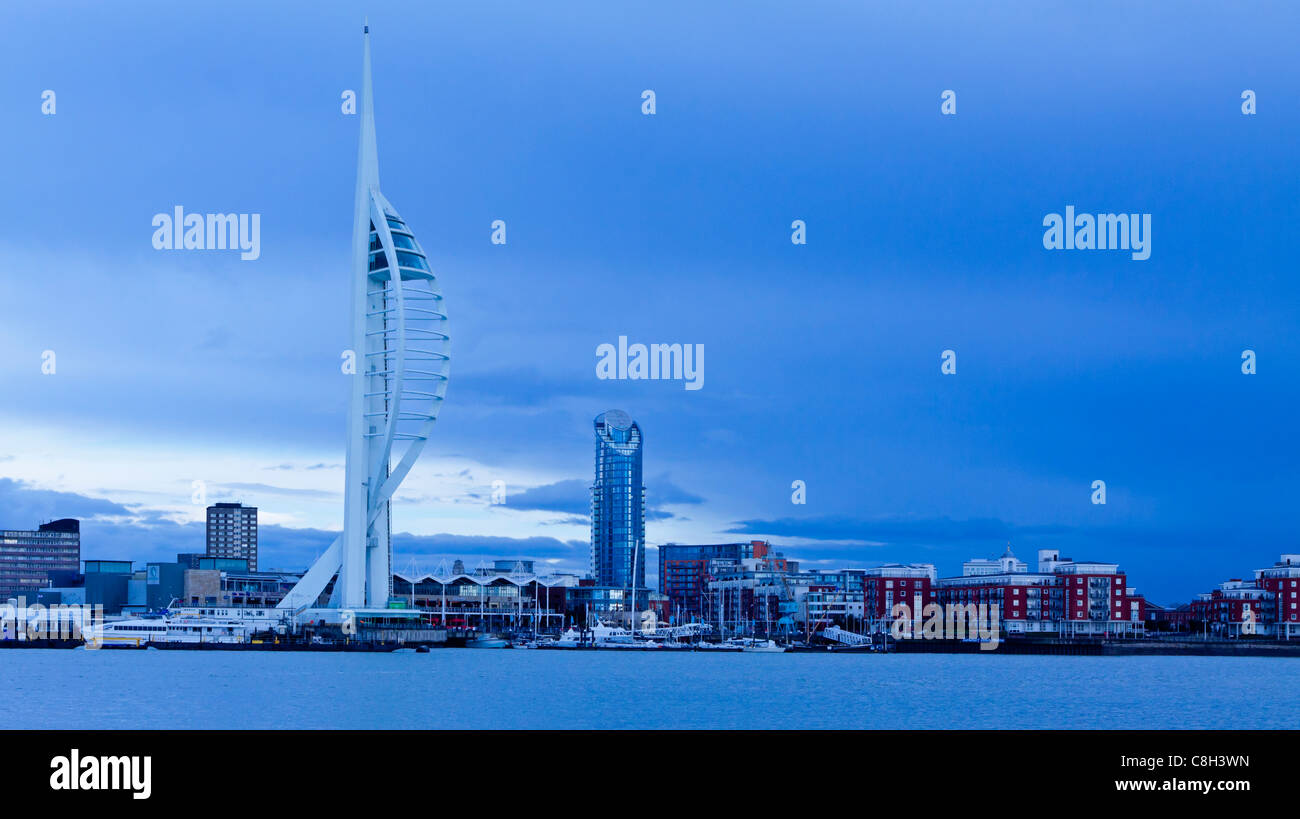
4,649,1297,730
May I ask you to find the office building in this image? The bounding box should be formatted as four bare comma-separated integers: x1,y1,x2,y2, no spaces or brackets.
0,519,81,602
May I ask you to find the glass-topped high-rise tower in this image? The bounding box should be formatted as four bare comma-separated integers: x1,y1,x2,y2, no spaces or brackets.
591,410,645,590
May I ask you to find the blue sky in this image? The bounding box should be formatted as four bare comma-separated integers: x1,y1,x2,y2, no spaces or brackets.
1,1,1296,604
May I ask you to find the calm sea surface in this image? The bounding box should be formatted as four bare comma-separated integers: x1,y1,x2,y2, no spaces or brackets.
3,648,1296,729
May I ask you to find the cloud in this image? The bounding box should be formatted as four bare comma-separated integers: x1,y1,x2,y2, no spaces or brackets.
0,478,590,577
506,479,589,515
64,514,592,578
540,515,590,527
647,474,704,506
260,527,588,575
80,518,206,564
725,515,1058,544
216,482,339,500
505,474,702,520
0,478,132,523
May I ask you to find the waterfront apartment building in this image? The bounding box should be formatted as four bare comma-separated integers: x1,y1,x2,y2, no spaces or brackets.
660,541,784,617
704,547,802,631
863,563,938,621
206,503,258,571
802,570,867,625
590,410,645,590
1193,581,1272,635
1189,554,1300,638
697,557,937,636
1256,554,1300,631
0,519,81,602
934,547,1139,636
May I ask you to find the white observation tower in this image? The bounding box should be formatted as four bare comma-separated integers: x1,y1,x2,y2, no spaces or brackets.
278,22,451,617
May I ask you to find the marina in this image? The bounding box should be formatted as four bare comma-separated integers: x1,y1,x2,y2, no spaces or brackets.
12,606,1300,657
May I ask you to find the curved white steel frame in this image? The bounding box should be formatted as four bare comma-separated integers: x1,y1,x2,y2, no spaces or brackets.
279,24,449,612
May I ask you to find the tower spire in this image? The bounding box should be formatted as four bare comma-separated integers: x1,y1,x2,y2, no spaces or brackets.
340,21,379,608
358,21,379,189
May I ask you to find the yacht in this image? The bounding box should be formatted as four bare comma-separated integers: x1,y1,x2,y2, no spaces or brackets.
590,621,661,649
552,627,584,647
693,640,743,652
727,637,787,653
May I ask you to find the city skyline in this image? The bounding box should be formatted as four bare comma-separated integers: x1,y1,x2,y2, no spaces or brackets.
1,2,1296,606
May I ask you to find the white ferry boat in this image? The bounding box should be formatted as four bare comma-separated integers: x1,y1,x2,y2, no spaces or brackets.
85,614,256,648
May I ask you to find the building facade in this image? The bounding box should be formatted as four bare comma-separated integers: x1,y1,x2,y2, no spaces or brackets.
934,547,1139,636
1256,554,1300,631
863,563,937,622
205,503,259,571
1189,555,1300,638
0,519,81,603
660,541,779,617
703,546,801,633
590,409,645,590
